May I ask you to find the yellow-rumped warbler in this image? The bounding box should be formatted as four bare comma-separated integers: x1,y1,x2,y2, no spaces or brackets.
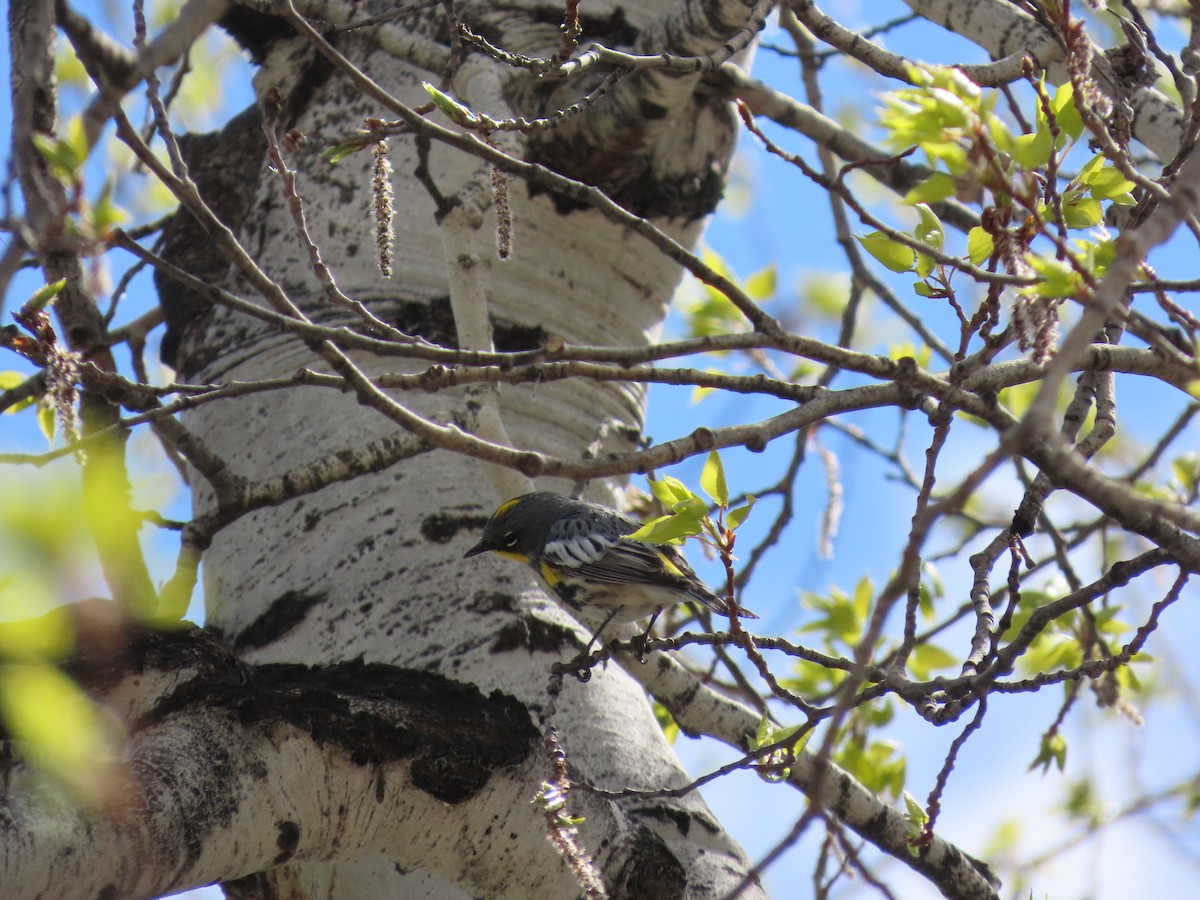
464,492,756,634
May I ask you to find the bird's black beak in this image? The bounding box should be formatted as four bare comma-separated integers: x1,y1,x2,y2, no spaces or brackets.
463,541,488,559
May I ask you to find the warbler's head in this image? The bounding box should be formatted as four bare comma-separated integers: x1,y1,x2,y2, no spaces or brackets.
463,492,569,563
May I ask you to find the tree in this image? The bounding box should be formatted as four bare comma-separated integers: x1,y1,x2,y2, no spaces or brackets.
3,0,1199,898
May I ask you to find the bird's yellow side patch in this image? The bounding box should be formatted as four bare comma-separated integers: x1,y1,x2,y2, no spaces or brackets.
540,561,562,586
653,549,684,578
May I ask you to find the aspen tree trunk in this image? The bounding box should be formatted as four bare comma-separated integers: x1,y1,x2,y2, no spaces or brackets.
160,1,765,896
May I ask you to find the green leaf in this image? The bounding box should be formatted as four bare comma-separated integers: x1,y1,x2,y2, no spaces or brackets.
836,737,905,798
26,279,66,313
802,580,873,646
857,231,915,273
904,173,955,205
700,450,728,506
908,642,958,680
676,496,709,519
0,663,115,805
1079,153,1135,201
54,45,90,90
1012,125,1053,169
985,818,1023,856
966,226,994,264
1060,192,1102,229
752,713,772,750
744,264,777,301
700,247,735,279
903,792,929,856
1023,631,1082,673
36,402,55,444
726,496,756,530
652,701,679,744
0,372,37,414
1029,733,1068,774
627,511,703,544
987,114,1014,153
32,116,89,184
800,272,851,318
998,589,1052,640
852,575,873,619
0,593,75,661
64,115,88,167
904,791,929,826
887,341,932,369
1172,453,1200,493
749,717,809,783
422,83,479,126
1063,778,1099,823
1070,236,1114,279
912,205,942,280
1078,152,1105,182
783,660,844,696
922,139,968,174
757,720,808,753
921,562,944,605
1026,254,1082,298
322,143,359,165
789,360,819,381
31,134,72,172
1099,181,1132,206
647,476,695,508
800,598,861,643
913,204,944,252
1117,664,1143,692
1052,82,1083,139
681,260,747,336
89,180,128,235
914,252,934,279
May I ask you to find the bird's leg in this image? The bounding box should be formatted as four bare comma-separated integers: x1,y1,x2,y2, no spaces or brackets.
560,608,623,682
584,606,621,657
633,607,663,663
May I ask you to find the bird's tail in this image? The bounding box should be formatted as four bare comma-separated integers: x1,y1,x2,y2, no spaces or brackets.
690,584,758,620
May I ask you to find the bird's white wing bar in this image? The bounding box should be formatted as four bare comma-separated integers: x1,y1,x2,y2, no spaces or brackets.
545,531,613,567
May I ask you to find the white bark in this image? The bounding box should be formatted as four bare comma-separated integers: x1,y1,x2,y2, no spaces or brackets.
0,622,580,899
160,1,765,897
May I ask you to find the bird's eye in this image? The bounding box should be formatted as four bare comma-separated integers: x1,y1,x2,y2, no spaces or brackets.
501,532,519,547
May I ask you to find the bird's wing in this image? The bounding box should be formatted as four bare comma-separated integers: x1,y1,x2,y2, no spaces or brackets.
542,505,753,618
543,508,717,600
542,506,634,569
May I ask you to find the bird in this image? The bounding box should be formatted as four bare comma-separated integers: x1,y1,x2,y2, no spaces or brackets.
463,491,756,645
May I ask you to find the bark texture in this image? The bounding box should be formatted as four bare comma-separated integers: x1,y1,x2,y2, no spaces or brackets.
158,1,762,896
